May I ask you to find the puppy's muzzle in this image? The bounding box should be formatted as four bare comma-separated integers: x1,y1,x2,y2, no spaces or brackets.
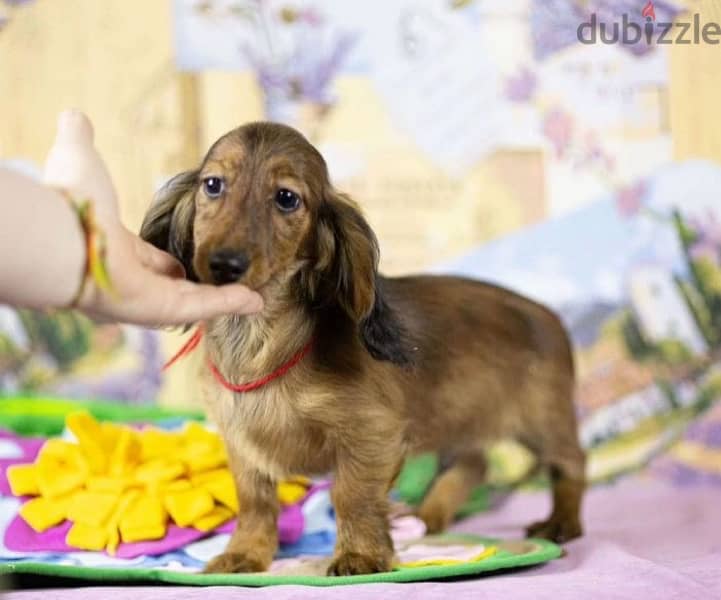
209,249,250,284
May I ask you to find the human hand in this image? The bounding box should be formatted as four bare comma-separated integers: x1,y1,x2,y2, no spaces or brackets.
43,110,264,326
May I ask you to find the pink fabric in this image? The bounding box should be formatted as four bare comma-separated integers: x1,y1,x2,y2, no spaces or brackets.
5,518,209,558
5,477,721,598
4,501,305,558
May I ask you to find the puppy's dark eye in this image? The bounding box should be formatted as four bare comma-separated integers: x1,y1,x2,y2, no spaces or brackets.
202,177,224,198
275,188,301,213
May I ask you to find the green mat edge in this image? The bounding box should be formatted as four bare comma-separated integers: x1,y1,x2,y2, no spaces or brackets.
0,394,204,436
0,536,561,587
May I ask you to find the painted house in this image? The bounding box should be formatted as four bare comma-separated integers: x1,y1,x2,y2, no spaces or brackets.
580,384,670,448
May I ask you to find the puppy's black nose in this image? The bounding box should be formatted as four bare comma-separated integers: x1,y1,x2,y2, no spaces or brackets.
208,249,250,284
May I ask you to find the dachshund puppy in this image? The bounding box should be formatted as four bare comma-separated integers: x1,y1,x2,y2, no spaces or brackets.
140,122,585,576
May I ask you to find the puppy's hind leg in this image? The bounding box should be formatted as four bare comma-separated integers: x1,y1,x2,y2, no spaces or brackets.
417,447,487,534
523,435,586,544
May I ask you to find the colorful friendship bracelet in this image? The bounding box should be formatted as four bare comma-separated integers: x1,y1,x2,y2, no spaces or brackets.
60,190,115,307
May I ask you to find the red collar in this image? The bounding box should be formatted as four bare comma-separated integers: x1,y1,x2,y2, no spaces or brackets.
162,326,314,393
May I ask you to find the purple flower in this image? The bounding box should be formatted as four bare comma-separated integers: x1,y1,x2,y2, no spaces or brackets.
685,418,721,447
504,66,537,103
542,108,574,158
244,27,357,120
615,180,647,217
688,209,721,262
300,7,323,26
0,0,34,31
652,458,721,488
530,0,588,60
690,241,720,263
277,5,324,26
693,210,721,245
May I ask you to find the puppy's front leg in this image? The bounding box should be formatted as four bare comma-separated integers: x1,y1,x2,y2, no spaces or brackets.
327,456,396,576
204,460,279,574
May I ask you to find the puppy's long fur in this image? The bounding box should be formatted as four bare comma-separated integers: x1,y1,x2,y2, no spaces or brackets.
141,122,585,576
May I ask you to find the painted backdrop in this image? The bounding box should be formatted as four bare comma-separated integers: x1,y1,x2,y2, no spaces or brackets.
0,0,720,490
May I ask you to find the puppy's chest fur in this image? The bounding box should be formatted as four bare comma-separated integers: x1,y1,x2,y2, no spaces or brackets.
200,315,334,480
208,382,332,480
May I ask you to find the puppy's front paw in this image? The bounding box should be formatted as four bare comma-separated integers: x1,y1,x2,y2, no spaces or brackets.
526,516,582,544
203,552,266,574
327,551,390,576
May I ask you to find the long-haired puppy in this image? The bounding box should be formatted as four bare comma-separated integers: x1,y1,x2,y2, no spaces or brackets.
140,122,585,576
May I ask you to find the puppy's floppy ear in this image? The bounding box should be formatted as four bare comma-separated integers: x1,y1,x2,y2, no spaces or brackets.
315,191,377,322
307,190,414,366
140,170,198,280
360,275,415,366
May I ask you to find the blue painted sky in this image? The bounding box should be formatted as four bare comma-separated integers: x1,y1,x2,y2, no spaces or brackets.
435,160,721,308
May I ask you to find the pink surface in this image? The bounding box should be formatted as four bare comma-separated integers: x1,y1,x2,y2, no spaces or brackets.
5,476,721,598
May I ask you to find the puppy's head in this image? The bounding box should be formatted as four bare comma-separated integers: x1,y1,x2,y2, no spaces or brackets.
140,122,412,365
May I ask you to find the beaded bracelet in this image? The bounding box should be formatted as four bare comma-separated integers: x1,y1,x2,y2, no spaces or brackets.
61,191,115,307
